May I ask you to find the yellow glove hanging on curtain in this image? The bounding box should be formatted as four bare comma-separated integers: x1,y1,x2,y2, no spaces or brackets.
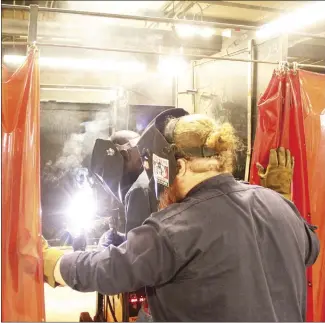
256,147,294,200
42,236,65,288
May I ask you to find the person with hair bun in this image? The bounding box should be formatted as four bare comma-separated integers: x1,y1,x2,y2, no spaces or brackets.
42,109,319,322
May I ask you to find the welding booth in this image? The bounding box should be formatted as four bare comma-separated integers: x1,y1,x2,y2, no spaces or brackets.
1,2,325,323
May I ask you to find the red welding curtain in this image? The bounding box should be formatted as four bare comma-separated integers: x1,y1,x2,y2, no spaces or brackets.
299,70,325,322
250,69,325,322
1,49,45,321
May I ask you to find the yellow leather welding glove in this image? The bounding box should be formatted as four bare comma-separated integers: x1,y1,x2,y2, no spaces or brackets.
256,147,294,200
42,236,65,288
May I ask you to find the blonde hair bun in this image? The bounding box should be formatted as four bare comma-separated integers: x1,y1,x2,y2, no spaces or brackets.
166,114,241,173
205,123,237,154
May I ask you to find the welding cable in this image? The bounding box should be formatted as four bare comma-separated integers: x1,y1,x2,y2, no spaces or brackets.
107,297,118,322
122,294,130,322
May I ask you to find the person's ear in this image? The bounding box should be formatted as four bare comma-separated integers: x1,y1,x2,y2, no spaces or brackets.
176,159,187,177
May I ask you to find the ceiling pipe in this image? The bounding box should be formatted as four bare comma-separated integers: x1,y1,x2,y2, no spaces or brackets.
1,3,259,31
3,4,324,41
2,41,280,64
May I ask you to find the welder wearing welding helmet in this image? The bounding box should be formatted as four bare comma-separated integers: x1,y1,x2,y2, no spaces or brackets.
42,109,319,322
91,130,157,248
91,129,156,321
91,130,142,203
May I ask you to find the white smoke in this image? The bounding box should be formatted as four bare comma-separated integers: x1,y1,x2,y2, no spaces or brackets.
52,114,110,171
41,0,170,182
43,88,131,183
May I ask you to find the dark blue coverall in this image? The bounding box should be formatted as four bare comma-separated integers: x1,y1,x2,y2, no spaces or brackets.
60,174,319,322
124,171,157,234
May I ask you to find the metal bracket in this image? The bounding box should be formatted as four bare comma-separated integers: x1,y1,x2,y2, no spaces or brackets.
292,62,299,74
27,4,39,51
191,60,196,113
278,33,289,62
277,61,289,75
244,39,257,182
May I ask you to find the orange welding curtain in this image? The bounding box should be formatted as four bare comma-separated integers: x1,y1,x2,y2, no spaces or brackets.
299,70,325,322
1,49,45,321
250,69,325,322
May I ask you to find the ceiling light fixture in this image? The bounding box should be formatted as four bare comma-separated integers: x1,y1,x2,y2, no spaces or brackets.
3,55,147,73
222,29,232,38
256,1,325,39
175,24,215,39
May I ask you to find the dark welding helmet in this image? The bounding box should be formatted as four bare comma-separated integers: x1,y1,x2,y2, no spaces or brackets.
136,108,189,199
90,137,138,200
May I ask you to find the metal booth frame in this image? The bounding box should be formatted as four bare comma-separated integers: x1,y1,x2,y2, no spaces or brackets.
2,3,325,322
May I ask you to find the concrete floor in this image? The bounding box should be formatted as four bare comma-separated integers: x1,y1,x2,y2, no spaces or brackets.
44,246,98,322
44,284,97,322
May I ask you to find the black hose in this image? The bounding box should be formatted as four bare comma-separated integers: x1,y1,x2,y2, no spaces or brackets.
107,297,118,322
122,293,129,322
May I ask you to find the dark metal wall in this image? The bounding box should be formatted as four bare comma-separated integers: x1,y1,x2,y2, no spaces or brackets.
40,102,173,168
193,52,250,179
40,102,109,168
253,37,281,142
40,101,172,240
190,36,291,179
191,35,325,180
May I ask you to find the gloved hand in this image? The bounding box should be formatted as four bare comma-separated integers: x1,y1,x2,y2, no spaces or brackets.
98,229,126,249
256,147,294,200
72,234,87,252
42,236,65,287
